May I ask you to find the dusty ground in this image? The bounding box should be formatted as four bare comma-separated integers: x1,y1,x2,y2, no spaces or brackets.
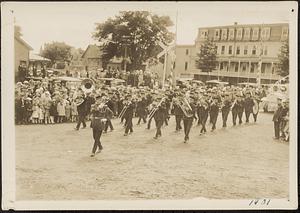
16,112,289,200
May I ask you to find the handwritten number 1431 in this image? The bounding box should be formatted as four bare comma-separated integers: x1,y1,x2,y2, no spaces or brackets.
249,199,271,206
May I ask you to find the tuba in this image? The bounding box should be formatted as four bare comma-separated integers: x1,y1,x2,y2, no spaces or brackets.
178,97,194,118
81,78,95,94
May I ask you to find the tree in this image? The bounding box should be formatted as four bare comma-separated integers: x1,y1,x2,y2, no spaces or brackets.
40,42,72,65
93,11,174,70
195,39,218,80
276,39,289,77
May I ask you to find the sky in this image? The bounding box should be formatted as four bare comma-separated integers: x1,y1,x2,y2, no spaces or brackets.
6,2,294,52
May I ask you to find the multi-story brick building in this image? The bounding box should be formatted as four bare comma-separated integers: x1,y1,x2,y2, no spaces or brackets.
174,23,289,84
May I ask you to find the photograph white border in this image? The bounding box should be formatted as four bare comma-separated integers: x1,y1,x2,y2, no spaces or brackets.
1,1,298,210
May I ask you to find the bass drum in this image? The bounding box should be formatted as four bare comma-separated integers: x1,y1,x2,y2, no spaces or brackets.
253,100,259,114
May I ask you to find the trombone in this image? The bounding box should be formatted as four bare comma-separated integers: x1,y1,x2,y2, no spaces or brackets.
118,100,132,119
148,97,165,119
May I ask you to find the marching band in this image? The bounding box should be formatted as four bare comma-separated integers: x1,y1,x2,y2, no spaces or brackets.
77,81,265,157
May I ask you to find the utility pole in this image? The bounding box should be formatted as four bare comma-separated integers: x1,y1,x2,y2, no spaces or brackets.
257,23,264,86
172,8,178,88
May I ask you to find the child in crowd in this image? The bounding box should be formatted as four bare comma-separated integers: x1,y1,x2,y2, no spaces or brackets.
31,98,39,124
38,104,45,124
71,99,78,122
24,98,33,124
49,100,57,124
65,100,71,122
57,98,66,123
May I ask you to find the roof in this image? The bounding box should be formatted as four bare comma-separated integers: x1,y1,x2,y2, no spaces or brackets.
198,22,289,30
81,45,102,59
15,36,33,50
29,53,51,62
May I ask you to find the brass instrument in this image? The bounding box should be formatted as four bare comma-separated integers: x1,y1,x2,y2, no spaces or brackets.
73,92,85,106
230,99,237,110
118,100,132,119
148,97,165,119
81,78,95,94
178,97,193,118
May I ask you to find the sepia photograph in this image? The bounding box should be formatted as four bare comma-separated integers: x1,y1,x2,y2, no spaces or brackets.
1,1,298,210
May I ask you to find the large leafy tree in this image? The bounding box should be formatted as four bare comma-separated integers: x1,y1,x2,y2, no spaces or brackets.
195,39,217,80
276,39,289,77
40,42,72,65
93,11,174,70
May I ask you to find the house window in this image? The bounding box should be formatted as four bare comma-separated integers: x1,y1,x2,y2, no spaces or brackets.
220,62,224,70
236,46,240,55
221,46,225,54
264,46,268,55
236,28,243,40
261,63,266,73
272,66,275,74
281,27,288,40
214,29,220,40
221,29,228,40
244,28,251,40
173,62,176,69
200,30,208,39
252,46,257,55
186,49,189,55
185,62,188,70
244,45,248,55
228,46,233,55
229,28,235,40
242,64,247,71
261,27,271,40
252,28,259,40
235,63,239,72
250,64,255,73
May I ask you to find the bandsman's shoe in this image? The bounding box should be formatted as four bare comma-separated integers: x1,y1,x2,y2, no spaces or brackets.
74,128,79,131
124,133,128,136
153,136,158,139
90,153,95,157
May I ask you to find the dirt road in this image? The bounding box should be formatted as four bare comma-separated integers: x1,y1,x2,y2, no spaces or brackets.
16,113,289,200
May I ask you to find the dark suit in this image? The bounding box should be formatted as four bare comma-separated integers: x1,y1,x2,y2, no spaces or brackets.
272,105,283,139
232,100,244,125
173,104,183,131
221,100,231,127
124,103,135,134
244,97,254,123
200,104,209,133
209,102,219,130
183,103,196,141
90,105,110,154
136,98,147,124
76,99,87,129
153,103,166,137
